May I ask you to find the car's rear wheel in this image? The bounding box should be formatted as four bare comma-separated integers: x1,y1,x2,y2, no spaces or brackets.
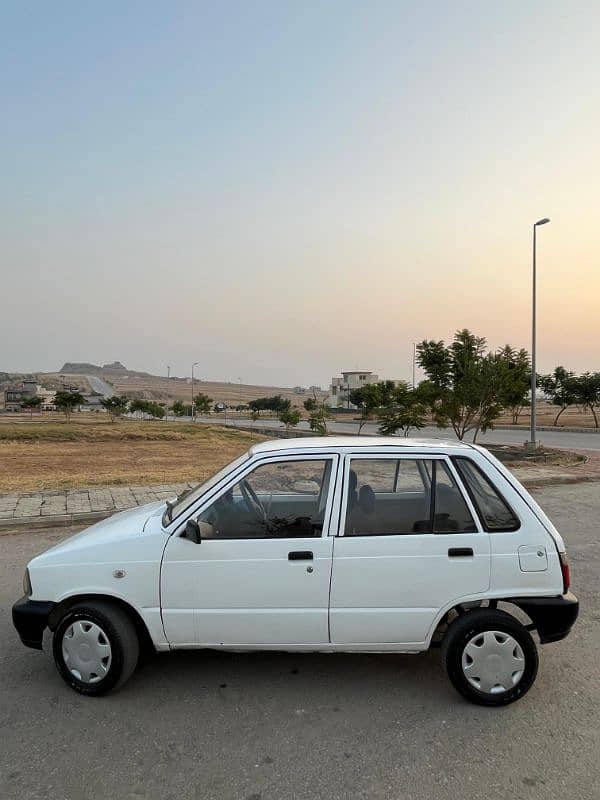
52,601,139,696
441,608,538,706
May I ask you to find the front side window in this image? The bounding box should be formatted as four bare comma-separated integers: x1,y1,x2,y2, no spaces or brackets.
345,458,476,536
453,457,520,531
194,459,333,539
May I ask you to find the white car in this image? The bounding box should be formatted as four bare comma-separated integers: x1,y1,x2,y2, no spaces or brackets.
13,437,578,705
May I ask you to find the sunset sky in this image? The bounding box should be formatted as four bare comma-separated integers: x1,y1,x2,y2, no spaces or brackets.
1,1,598,387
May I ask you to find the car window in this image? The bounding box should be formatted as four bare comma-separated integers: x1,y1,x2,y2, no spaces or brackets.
453,457,520,531
345,458,476,536
195,459,333,539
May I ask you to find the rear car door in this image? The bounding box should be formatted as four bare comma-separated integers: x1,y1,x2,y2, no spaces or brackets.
161,454,338,647
329,454,491,647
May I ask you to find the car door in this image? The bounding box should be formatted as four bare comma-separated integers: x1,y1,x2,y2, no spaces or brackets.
329,454,491,647
161,454,338,647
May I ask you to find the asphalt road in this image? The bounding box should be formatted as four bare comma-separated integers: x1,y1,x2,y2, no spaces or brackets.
1,483,598,800
203,416,600,451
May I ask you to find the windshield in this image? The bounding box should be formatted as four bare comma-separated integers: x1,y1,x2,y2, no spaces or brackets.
162,452,250,527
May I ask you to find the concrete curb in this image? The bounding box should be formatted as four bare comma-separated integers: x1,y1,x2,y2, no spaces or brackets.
0,510,112,533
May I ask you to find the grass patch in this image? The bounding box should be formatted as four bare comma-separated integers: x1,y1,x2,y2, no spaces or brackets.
0,422,265,492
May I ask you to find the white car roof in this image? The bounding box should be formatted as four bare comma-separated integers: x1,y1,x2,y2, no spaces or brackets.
249,436,474,456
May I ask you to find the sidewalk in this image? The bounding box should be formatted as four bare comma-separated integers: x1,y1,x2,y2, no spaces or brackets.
0,482,193,530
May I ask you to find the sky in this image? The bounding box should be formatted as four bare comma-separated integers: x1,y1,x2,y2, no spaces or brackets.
1,1,599,388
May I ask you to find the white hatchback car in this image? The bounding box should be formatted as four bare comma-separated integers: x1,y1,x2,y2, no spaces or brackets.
13,437,578,705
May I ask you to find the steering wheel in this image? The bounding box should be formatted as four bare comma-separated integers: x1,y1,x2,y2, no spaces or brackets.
240,479,268,526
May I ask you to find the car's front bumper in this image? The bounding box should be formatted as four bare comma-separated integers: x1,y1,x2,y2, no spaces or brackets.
509,592,579,644
12,596,56,650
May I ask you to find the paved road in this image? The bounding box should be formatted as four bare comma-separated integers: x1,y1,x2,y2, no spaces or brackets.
84,374,114,397
1,483,598,800
205,416,600,451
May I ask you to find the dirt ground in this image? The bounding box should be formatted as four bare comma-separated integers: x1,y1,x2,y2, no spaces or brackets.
0,421,263,492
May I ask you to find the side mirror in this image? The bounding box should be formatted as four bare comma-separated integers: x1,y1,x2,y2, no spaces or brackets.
183,518,202,544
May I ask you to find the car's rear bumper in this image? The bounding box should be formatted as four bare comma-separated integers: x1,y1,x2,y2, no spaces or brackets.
12,596,56,650
509,592,579,644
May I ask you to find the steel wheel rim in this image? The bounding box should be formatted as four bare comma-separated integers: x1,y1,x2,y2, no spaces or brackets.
61,620,112,684
461,630,525,695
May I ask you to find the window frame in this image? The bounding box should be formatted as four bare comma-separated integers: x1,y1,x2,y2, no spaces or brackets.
337,453,483,537
451,456,521,533
174,453,340,541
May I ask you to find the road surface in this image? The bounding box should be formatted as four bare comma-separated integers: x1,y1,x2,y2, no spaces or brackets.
84,375,114,397
203,416,600,451
0,482,598,800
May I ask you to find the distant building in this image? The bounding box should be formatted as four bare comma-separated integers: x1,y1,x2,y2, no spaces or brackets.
293,386,306,395
3,381,56,411
327,371,379,409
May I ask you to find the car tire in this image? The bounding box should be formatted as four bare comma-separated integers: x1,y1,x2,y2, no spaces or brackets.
52,601,139,696
441,608,538,706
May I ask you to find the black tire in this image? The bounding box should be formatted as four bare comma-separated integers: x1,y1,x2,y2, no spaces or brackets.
441,608,538,706
52,601,139,696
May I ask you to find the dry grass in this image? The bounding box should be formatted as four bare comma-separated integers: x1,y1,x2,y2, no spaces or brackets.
0,420,265,492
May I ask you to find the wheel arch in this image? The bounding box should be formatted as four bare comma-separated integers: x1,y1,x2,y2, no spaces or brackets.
47,593,156,655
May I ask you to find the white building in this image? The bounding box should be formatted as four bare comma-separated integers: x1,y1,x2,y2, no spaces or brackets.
327,371,379,409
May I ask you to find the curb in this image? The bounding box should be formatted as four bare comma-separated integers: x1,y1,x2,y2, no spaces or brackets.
0,510,112,533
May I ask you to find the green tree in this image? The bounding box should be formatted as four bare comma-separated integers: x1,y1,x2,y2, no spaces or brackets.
193,393,213,416
100,395,129,422
349,380,397,434
538,367,578,426
249,395,291,415
417,329,504,442
573,372,600,428
279,406,301,431
20,395,42,419
54,391,86,422
307,403,329,434
171,400,186,417
377,382,427,437
496,346,531,424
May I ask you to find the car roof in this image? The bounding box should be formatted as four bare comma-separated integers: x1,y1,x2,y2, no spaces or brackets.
248,436,473,456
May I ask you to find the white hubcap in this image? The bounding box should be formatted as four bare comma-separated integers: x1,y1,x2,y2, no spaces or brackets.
62,621,112,684
462,630,525,694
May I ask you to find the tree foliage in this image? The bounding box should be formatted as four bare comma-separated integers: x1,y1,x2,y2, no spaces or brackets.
249,395,291,414
20,395,42,419
416,330,505,441
279,406,301,431
54,391,86,422
538,367,579,426
193,393,212,415
100,395,129,422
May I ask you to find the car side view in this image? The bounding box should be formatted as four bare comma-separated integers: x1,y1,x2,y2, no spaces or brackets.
13,437,579,705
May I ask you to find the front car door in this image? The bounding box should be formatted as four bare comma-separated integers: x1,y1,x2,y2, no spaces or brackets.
329,453,491,648
161,454,338,647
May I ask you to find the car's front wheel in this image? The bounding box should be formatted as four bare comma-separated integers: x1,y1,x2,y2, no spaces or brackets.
441,608,539,706
52,601,139,695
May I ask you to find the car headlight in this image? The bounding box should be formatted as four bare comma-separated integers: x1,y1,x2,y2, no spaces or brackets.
23,568,32,597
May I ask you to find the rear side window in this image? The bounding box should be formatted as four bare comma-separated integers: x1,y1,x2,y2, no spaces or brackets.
453,457,520,532
345,458,476,536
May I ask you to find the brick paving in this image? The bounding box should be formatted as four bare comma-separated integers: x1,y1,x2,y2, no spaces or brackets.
0,482,194,523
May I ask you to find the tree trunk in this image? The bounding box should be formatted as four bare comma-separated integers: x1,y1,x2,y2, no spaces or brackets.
589,404,599,428
553,406,567,426
472,424,481,443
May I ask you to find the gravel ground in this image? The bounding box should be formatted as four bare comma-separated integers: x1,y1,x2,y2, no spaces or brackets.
0,483,598,800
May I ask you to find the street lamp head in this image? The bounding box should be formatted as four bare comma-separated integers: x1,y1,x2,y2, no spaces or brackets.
535,218,550,226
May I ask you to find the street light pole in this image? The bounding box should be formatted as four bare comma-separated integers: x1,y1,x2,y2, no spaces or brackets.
412,343,416,388
191,362,199,421
528,218,550,449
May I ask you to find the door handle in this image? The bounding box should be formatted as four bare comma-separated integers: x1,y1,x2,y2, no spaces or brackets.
448,547,474,557
288,551,313,561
